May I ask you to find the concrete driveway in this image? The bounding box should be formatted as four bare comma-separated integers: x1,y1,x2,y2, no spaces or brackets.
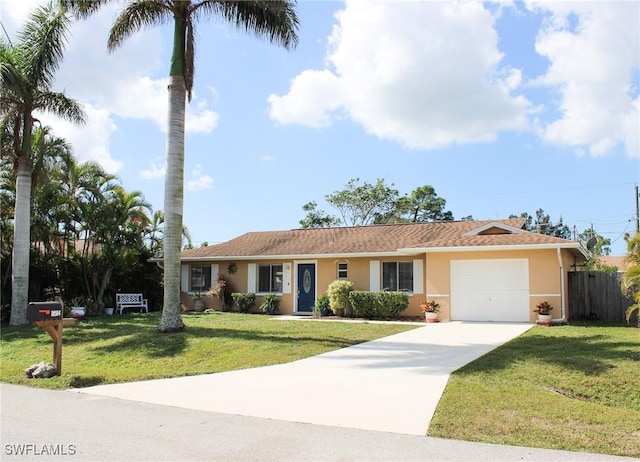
73,321,533,436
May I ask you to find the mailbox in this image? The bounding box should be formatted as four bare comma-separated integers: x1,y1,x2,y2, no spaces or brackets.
27,302,63,321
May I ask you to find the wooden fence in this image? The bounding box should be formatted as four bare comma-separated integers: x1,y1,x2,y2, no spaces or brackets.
568,271,635,323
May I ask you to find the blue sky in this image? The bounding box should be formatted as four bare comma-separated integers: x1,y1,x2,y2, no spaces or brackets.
3,1,639,255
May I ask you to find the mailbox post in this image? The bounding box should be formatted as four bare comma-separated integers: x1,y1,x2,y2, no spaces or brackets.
27,302,74,376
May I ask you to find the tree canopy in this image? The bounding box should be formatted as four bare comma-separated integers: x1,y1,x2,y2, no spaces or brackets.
300,178,454,228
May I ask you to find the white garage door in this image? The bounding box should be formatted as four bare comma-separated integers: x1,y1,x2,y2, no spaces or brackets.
451,259,529,322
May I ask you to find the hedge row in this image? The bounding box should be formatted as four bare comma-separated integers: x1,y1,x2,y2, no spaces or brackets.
348,291,409,319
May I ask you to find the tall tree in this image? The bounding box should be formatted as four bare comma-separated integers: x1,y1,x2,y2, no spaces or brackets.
510,209,571,239
326,178,401,226
30,127,74,259
0,3,85,325
404,185,453,222
299,201,340,228
68,0,299,332
81,184,151,313
301,180,455,228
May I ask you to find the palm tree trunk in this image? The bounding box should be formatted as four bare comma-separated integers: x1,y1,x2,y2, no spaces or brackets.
158,74,186,333
10,157,32,325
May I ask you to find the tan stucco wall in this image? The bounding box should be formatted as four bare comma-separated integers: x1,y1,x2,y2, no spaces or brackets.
181,249,577,320
424,249,572,322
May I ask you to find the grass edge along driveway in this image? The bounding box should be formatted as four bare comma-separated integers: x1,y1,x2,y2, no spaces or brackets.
2,315,638,457
429,322,640,458
0,312,418,389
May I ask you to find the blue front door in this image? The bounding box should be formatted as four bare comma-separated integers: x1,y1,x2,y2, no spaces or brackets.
297,263,315,312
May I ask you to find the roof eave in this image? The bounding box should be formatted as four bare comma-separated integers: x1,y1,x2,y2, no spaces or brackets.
179,250,423,262
398,242,589,258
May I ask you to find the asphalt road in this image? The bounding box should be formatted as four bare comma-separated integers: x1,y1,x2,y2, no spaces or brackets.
1,384,635,462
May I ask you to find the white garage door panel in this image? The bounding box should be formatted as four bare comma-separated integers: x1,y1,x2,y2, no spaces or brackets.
451,259,529,322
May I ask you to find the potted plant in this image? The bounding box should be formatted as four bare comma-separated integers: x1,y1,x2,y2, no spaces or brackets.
70,296,86,319
313,294,332,318
260,293,280,315
192,291,205,312
534,301,553,326
420,300,440,323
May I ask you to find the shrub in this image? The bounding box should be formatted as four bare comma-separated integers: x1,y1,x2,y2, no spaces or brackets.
260,293,280,314
348,291,377,318
231,293,256,313
349,291,409,319
327,280,354,315
313,294,332,317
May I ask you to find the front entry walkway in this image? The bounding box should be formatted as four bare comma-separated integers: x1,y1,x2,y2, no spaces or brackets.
73,322,533,435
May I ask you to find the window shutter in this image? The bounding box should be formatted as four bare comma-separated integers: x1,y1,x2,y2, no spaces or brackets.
370,260,380,291
247,263,256,293
211,264,219,286
282,263,291,294
413,259,424,294
181,265,189,292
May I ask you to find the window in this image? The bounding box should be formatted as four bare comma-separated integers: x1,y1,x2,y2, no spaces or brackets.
191,265,211,292
258,264,283,293
382,261,413,292
337,262,348,279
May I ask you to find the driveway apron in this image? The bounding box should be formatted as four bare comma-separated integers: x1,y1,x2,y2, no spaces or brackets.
73,322,533,435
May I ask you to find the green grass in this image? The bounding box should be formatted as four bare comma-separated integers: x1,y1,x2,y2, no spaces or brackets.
3,316,638,457
429,323,640,458
0,312,417,389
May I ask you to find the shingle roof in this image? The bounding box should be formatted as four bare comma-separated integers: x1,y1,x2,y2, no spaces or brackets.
181,219,586,260
597,255,629,270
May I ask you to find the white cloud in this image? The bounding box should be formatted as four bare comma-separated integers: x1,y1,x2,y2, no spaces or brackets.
140,162,166,180
186,164,213,191
268,70,343,128
268,1,529,150
528,1,639,158
42,105,123,173
2,1,220,173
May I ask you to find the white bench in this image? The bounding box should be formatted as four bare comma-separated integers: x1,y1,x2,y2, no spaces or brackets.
116,293,149,314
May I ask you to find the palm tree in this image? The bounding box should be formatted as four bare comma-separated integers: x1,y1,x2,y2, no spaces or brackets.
621,232,640,327
0,3,86,325
144,210,193,256
30,127,74,259
82,184,152,313
68,0,299,332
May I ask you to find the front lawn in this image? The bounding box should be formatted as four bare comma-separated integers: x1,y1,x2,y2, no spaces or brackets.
429,323,640,458
0,312,417,389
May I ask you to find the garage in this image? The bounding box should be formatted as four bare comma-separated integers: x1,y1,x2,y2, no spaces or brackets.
450,259,530,322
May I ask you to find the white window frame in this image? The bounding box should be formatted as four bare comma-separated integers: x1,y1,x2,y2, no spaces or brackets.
337,261,348,279
257,263,284,294
381,261,414,292
188,264,217,294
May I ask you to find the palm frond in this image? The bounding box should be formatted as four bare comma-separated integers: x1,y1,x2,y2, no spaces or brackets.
59,0,115,19
18,2,72,87
36,91,86,124
195,0,299,50
108,0,173,51
0,44,30,109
